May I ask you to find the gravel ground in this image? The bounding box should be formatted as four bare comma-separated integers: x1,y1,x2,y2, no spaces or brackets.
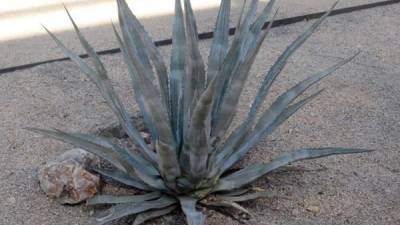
0,2,400,225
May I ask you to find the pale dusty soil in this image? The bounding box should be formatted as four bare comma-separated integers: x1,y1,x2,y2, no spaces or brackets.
0,3,400,225
0,0,380,68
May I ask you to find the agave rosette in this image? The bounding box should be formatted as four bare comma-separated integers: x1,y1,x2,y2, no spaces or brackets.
30,0,372,224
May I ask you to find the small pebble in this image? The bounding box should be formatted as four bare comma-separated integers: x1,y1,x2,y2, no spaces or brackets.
306,205,320,214
140,131,151,144
7,196,16,205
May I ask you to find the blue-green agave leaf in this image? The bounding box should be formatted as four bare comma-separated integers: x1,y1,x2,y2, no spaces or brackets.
208,36,242,131
43,23,157,163
183,0,206,120
182,108,210,181
28,128,126,172
235,0,259,41
232,0,247,42
218,51,358,173
112,22,159,142
185,14,275,174
28,128,167,190
116,0,170,110
214,148,373,191
215,191,273,202
217,89,324,173
112,23,159,142
207,0,231,85
77,133,159,176
117,0,170,130
87,192,161,205
245,1,338,129
251,0,276,32
132,205,177,225
216,188,249,197
94,167,151,191
64,6,106,75
246,53,358,148
118,0,181,183
42,25,95,80
209,0,265,132
201,199,251,215
180,0,231,178
116,0,152,77
170,0,187,148
211,8,277,140
179,197,205,225
93,196,176,225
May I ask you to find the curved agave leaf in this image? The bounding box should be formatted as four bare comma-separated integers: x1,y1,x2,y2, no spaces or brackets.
232,52,358,163
215,52,358,174
182,75,217,180
170,0,187,148
118,1,181,182
215,191,273,202
87,192,161,205
183,0,270,179
211,0,335,152
207,0,231,85
210,88,323,177
216,89,324,174
93,196,176,225
42,25,93,75
251,0,276,31
132,205,176,225
179,197,205,225
63,7,106,75
53,130,163,188
193,6,275,179
117,0,168,99
201,199,251,216
117,0,169,112
214,148,374,191
211,7,277,140
157,140,181,186
27,128,168,190
183,0,206,111
235,0,259,42
232,0,247,43
180,0,231,177
77,133,159,176
118,3,169,127
210,0,260,125
77,135,167,190
117,62,180,184
182,116,210,181
42,23,157,163
93,167,151,191
28,128,126,172
245,1,338,129
218,1,339,154
112,23,158,142
254,32,353,138
216,188,249,197
117,0,152,75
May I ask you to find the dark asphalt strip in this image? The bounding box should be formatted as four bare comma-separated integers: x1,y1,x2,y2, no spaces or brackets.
0,0,399,75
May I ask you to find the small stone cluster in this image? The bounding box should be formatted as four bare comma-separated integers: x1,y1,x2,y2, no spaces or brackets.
38,148,100,204
38,116,151,204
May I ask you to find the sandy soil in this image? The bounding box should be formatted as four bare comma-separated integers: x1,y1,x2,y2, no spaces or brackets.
1,0,380,68
0,2,400,225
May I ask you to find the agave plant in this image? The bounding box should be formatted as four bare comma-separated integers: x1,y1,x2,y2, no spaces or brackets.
30,0,372,224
